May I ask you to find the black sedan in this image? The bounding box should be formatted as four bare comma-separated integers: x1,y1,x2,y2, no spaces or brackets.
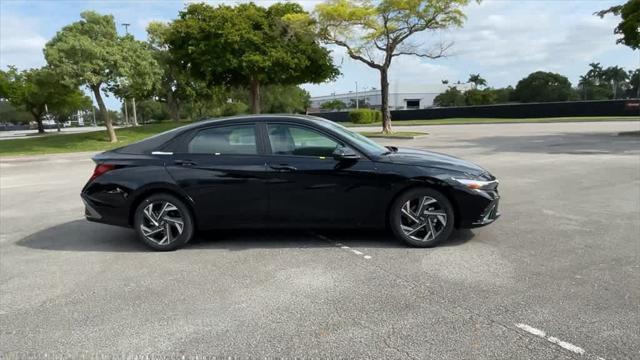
82,115,500,250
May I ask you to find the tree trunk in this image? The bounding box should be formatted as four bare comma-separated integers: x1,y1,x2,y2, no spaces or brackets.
380,68,392,134
30,110,45,134
132,97,139,126
167,90,180,121
92,85,117,143
250,77,261,114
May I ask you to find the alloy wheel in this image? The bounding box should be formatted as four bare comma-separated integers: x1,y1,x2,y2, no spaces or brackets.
400,196,448,242
140,201,184,246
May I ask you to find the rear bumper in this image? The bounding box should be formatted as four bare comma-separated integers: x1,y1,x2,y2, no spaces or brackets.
81,192,131,228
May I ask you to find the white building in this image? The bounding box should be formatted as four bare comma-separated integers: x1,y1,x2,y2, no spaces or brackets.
310,83,473,112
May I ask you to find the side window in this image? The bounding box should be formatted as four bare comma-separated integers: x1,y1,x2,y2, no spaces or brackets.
268,124,339,157
188,125,257,155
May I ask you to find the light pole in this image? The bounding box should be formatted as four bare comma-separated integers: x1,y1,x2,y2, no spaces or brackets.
120,23,138,126
355,81,359,109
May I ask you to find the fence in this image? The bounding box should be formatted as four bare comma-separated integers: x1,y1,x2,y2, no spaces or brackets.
311,99,640,122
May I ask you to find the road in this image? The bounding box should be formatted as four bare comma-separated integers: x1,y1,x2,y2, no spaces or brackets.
1,121,639,358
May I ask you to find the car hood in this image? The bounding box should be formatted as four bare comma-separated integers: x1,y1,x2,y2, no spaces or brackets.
377,147,488,177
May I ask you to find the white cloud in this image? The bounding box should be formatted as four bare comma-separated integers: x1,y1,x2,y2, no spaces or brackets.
0,15,47,69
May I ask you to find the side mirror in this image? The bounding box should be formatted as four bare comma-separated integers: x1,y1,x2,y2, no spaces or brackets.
333,146,360,161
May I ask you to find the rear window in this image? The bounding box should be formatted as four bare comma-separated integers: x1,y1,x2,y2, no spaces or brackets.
187,125,257,155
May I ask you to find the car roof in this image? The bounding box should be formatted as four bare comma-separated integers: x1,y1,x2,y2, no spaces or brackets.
192,114,328,126
111,114,335,155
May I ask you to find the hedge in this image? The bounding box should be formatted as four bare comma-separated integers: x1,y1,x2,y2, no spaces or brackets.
348,109,382,124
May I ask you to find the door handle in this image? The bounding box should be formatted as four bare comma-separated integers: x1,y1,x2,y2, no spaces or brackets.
269,164,297,171
175,160,197,167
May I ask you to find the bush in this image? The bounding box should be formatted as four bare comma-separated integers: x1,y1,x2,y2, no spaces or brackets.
220,102,249,116
349,109,381,124
374,110,382,123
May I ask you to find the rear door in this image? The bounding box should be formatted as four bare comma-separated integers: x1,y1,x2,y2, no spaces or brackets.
165,122,269,229
263,122,379,227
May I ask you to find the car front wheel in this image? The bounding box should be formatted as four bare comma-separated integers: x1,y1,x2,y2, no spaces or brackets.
134,193,194,251
390,188,454,247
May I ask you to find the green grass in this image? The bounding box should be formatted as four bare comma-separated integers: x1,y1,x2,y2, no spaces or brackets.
1,115,638,157
359,131,427,138
342,116,639,127
0,122,188,157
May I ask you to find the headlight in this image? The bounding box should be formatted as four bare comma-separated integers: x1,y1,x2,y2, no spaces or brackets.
451,177,498,190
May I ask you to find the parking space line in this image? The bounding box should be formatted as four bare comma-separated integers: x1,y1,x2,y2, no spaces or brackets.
515,323,602,358
312,233,373,260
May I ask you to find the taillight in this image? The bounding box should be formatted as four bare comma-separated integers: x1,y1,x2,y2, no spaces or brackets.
89,164,116,182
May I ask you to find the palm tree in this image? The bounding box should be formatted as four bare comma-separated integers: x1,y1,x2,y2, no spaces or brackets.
578,75,594,100
586,62,604,84
603,66,629,98
468,74,487,89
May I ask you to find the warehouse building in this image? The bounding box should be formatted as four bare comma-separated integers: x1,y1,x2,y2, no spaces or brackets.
309,83,473,112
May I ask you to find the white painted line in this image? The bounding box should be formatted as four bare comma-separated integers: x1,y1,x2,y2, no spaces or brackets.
516,323,587,356
547,336,585,355
311,232,373,260
515,323,546,337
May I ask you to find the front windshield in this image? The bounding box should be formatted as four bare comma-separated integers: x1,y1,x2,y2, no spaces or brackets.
312,118,388,155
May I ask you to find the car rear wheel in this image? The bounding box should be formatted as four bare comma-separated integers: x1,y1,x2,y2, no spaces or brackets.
390,188,454,247
134,193,194,251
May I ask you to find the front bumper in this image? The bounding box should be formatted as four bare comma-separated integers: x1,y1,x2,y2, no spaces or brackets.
449,178,501,228
471,190,500,226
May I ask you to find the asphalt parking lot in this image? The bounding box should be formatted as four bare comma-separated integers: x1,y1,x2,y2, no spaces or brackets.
1,121,639,359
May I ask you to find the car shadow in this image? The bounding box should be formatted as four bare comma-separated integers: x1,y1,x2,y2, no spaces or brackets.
16,220,476,253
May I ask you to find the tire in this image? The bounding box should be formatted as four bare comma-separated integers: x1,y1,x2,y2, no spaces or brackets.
134,193,195,251
390,187,454,248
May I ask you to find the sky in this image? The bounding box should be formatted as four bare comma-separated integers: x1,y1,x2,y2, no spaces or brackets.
1,0,639,110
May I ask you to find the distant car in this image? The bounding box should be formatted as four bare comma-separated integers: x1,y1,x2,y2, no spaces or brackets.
82,115,500,251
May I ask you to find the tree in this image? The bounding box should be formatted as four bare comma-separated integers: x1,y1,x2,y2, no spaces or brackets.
464,88,497,105
0,67,91,133
124,99,169,123
513,71,572,103
627,68,640,98
112,35,163,126
260,85,311,113
320,99,347,110
596,0,640,50
167,2,338,114
468,74,487,89
348,98,370,109
0,101,34,124
45,11,159,142
602,65,629,98
315,0,475,133
580,63,614,100
433,86,465,107
147,21,191,121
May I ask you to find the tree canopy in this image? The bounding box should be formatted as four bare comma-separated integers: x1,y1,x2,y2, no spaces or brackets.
315,0,476,133
596,0,640,50
320,99,348,111
166,2,338,114
45,11,160,142
513,71,572,103
0,67,91,132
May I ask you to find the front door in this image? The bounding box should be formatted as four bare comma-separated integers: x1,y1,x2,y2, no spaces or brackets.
165,123,269,229
263,122,379,227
